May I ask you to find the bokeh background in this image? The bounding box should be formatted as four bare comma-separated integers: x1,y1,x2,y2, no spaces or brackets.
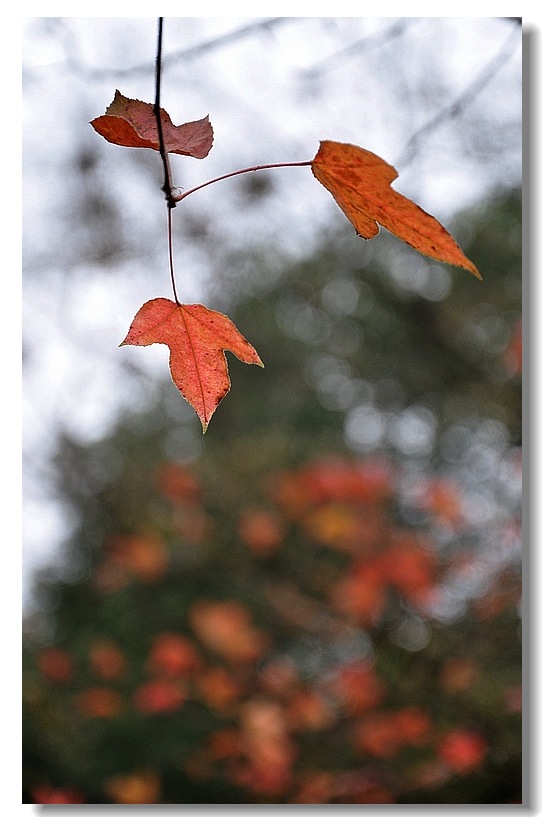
22,17,522,805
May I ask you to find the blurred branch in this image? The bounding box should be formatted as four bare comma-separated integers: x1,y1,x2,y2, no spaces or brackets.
395,25,521,169
63,17,297,80
298,18,422,79
160,17,295,68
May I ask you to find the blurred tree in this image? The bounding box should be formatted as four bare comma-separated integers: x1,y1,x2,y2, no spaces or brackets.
23,189,521,804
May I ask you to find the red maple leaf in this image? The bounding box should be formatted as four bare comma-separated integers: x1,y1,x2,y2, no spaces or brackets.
312,141,481,278
120,298,263,431
90,90,213,158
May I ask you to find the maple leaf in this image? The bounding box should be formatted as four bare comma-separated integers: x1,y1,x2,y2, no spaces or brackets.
90,90,213,158
120,298,263,431
311,141,481,279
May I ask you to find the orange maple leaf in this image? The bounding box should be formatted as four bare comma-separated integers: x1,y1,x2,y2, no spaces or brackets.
120,298,263,431
312,141,481,279
91,90,213,158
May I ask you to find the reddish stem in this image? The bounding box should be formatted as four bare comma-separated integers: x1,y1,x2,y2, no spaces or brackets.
167,208,180,304
173,160,312,203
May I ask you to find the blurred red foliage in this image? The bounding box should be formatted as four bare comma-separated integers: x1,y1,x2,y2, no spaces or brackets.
133,678,186,714
195,666,243,713
145,632,202,676
327,660,386,715
97,533,168,589
439,658,478,693
155,462,202,504
503,319,522,376
234,698,297,796
411,478,464,528
32,785,85,804
37,647,74,683
353,707,432,758
329,560,388,625
379,533,437,606
269,457,394,519
89,639,128,680
239,507,284,556
25,453,521,804
437,729,487,774
75,686,124,718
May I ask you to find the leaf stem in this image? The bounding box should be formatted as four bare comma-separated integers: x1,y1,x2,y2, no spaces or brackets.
173,161,313,203
167,208,180,305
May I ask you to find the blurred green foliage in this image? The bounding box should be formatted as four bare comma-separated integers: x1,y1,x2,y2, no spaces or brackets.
23,190,521,804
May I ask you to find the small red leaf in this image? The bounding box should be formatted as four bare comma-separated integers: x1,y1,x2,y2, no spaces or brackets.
312,141,481,279
121,298,263,431
91,90,213,158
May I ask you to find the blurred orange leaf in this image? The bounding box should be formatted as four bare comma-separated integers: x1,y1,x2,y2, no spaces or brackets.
105,769,161,805
236,698,296,795
393,706,432,745
121,298,263,432
155,462,202,504
329,561,388,626
312,141,481,278
303,504,359,550
439,658,478,693
286,689,335,731
190,600,269,663
270,458,394,523
413,478,464,527
106,533,168,583
89,639,127,681
353,707,431,758
146,633,201,677
196,666,242,713
353,712,404,758
379,534,437,604
239,508,284,556
328,661,386,716
503,319,522,375
75,686,124,718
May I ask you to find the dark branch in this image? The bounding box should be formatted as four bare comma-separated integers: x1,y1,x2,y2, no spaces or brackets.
154,18,176,210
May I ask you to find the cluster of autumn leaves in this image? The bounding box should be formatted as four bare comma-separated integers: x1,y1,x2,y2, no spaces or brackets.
27,456,521,804
91,91,481,431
